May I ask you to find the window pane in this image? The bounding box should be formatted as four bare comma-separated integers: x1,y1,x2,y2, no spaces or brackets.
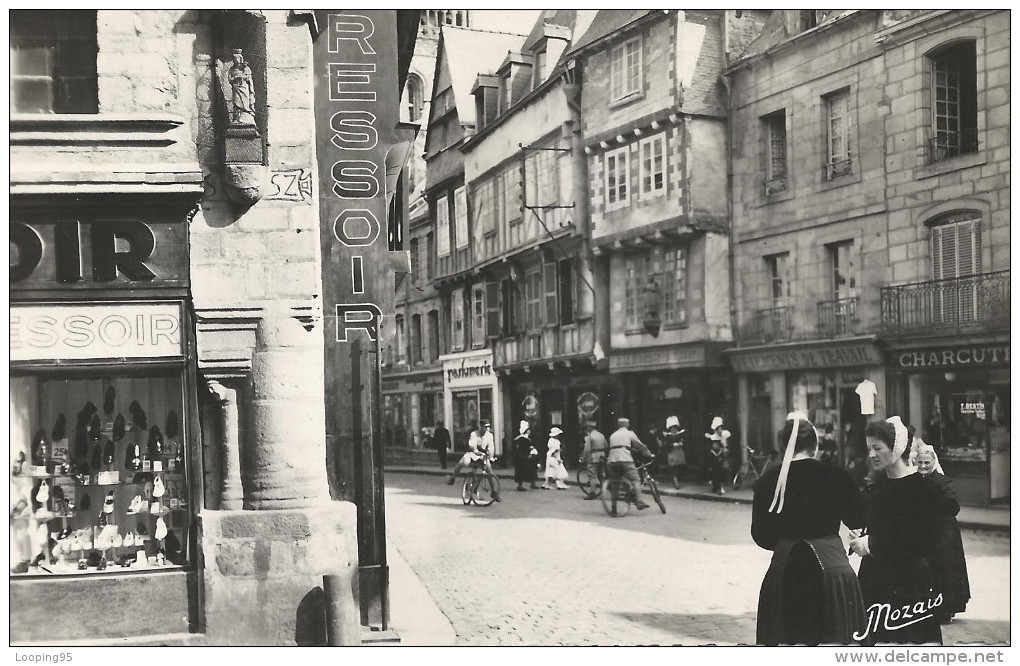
12,79,52,113
11,45,51,76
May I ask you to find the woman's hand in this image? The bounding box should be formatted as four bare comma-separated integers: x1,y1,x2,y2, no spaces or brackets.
849,535,871,557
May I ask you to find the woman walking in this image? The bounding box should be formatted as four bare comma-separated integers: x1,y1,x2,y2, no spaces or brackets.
513,421,538,491
849,417,956,645
664,416,686,489
542,427,569,490
752,412,867,645
911,441,970,624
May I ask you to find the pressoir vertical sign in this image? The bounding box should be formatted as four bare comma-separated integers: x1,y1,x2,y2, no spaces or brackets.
312,10,400,499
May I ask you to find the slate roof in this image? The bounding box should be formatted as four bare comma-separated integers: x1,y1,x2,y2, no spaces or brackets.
440,27,527,126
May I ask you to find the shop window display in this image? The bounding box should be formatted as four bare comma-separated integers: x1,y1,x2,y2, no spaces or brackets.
10,372,190,576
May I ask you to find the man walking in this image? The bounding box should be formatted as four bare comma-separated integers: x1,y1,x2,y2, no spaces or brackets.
607,418,653,510
433,420,451,470
580,422,608,500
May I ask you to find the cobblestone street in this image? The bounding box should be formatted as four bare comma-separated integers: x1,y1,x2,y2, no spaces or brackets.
385,473,1010,646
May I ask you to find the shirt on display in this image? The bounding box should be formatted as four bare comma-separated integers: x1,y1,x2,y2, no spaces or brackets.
856,380,877,415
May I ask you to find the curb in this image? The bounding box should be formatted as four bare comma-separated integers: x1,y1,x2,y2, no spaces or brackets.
385,466,1009,532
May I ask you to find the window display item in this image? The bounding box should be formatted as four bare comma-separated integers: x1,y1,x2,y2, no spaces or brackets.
154,516,168,540
127,495,144,514
147,426,164,458
143,480,154,501
88,414,102,443
125,439,143,471
12,451,25,476
31,429,50,467
103,386,116,417
103,491,115,514
35,480,49,504
102,439,115,466
129,401,147,430
153,476,165,498
113,414,126,442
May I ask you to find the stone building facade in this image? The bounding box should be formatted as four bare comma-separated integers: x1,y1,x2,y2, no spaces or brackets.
726,10,1009,503
10,9,416,644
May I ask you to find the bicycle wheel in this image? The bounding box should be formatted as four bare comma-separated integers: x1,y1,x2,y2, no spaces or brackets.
732,465,746,490
460,475,475,505
599,478,631,517
647,477,666,514
577,468,601,498
474,474,499,506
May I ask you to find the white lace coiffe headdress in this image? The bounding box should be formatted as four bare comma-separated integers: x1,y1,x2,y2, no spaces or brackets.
886,415,910,459
909,439,945,475
768,411,810,514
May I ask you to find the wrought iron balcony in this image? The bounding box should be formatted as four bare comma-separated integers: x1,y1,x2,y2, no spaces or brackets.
737,305,793,346
927,128,979,163
881,270,1009,335
817,296,859,338
825,156,853,180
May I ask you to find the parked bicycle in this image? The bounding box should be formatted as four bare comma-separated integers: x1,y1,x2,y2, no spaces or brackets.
461,458,501,506
731,445,772,490
576,458,607,498
599,461,666,517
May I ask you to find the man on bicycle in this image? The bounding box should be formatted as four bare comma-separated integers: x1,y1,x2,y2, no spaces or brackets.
446,420,501,502
580,422,607,501
607,417,653,510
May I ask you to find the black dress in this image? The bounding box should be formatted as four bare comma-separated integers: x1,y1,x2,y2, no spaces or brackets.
513,434,536,484
752,459,866,645
923,472,969,619
857,472,950,645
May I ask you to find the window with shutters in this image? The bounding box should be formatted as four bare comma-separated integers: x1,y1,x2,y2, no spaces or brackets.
558,258,575,325
610,36,641,102
543,263,558,327
504,167,522,226
827,241,857,299
928,41,978,162
500,279,516,336
395,315,406,364
624,253,648,329
409,238,420,281
661,247,687,325
427,310,440,362
485,282,500,339
450,288,465,351
639,134,665,196
824,89,853,180
436,196,450,257
411,314,423,364
525,270,543,331
11,11,98,114
763,110,788,195
766,253,791,307
605,147,629,211
454,186,469,250
426,232,435,278
470,284,485,348
930,215,981,323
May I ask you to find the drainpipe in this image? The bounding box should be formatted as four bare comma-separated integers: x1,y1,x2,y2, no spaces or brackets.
719,33,745,469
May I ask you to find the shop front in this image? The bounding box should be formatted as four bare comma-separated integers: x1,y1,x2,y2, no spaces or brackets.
382,371,444,450
609,342,730,475
442,349,503,456
502,364,614,469
885,340,1010,505
729,337,884,477
10,203,200,640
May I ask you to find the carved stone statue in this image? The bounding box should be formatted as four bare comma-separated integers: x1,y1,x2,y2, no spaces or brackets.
228,49,256,126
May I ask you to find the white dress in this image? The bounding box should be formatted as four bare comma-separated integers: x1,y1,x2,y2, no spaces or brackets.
544,438,568,480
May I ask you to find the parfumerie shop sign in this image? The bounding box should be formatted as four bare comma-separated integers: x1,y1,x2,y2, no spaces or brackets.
443,353,495,389
730,341,880,373
11,304,183,361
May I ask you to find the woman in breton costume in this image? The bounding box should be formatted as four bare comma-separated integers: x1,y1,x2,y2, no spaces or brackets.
849,417,954,645
752,412,866,645
910,441,969,624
